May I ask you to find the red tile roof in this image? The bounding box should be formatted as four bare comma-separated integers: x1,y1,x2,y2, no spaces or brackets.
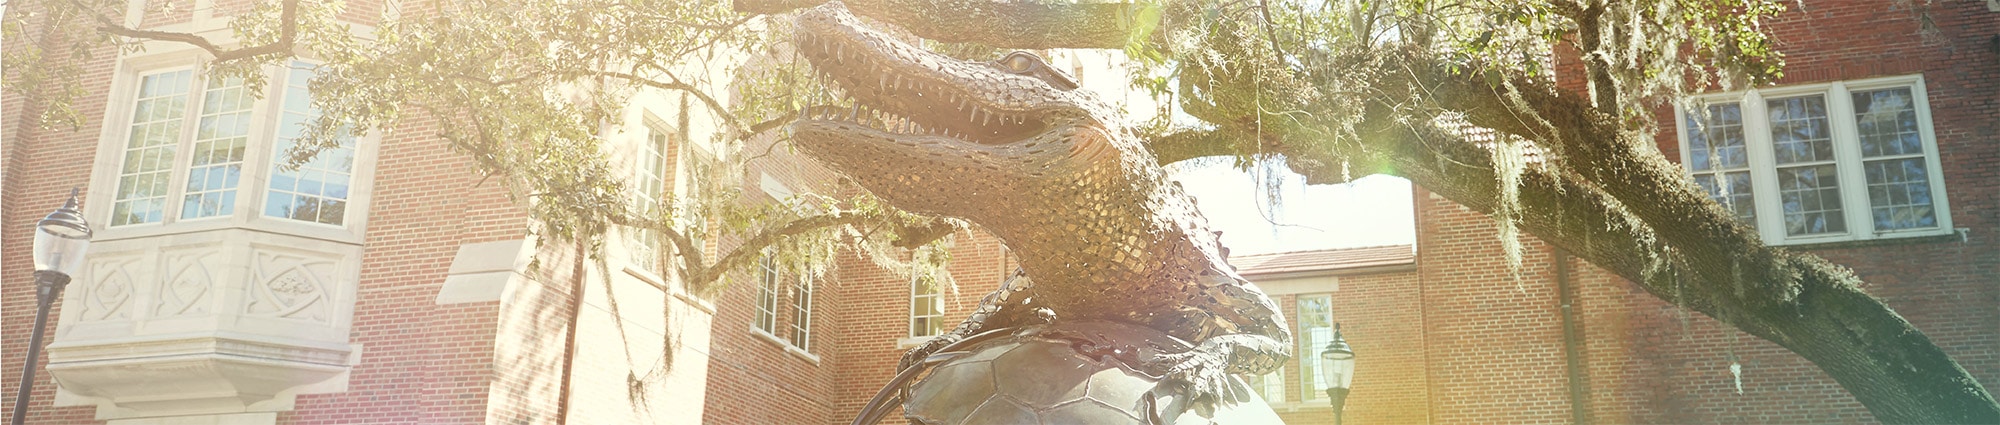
1228,244,1416,276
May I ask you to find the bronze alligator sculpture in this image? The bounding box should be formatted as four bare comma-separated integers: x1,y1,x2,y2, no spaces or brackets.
787,1,1293,415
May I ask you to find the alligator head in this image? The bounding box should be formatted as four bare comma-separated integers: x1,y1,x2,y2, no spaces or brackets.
789,1,1287,357
789,1,1193,294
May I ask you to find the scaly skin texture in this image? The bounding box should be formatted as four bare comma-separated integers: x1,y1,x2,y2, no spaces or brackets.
787,2,1291,404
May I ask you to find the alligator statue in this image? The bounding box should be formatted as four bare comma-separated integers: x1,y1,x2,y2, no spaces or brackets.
787,2,1293,420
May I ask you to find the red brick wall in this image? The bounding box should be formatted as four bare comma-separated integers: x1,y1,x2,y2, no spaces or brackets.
1415,190,1577,424
1624,2,1999,423
1265,268,1430,425
0,9,123,424
699,132,867,425
822,230,1014,425
278,109,543,424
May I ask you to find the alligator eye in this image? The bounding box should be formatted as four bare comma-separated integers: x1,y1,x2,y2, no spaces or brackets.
993,51,1079,91
1007,55,1033,73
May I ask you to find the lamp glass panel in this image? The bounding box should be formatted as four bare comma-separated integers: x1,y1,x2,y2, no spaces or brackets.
1331,355,1356,388
33,226,91,276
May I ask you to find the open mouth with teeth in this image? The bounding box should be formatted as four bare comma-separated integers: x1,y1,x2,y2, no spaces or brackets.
788,3,1079,146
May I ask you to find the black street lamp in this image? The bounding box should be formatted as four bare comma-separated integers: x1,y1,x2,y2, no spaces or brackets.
1320,323,1355,425
11,189,91,425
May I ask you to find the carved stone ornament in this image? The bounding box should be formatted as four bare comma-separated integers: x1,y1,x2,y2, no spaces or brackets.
46,229,361,423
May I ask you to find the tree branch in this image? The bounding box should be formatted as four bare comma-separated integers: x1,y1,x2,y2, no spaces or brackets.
598,69,749,136
74,0,300,63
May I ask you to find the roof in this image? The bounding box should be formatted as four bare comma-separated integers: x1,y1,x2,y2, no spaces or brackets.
1227,244,1416,277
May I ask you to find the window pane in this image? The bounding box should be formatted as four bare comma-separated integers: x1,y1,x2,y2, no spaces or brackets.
754,255,779,333
791,278,813,350
1778,165,1846,236
1864,158,1937,230
1767,95,1835,165
112,70,192,226
1297,296,1333,401
628,128,672,274
1685,103,1745,171
1853,87,1922,157
182,76,254,219
1694,171,1756,224
265,61,358,225
911,275,945,337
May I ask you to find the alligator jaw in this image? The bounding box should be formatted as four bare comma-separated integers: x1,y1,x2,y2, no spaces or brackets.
789,1,1083,146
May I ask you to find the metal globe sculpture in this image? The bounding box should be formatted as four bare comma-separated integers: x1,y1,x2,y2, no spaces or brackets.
898,321,1281,424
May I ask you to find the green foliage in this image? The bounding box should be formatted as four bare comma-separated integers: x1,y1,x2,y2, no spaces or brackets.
2,0,961,294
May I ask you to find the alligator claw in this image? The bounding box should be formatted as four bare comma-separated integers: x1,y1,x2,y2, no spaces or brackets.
1145,346,1236,407
899,334,963,373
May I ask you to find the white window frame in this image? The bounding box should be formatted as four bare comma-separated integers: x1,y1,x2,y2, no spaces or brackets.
788,275,813,351
753,254,781,334
88,53,377,245
1676,74,1952,246
1296,294,1335,402
909,272,945,339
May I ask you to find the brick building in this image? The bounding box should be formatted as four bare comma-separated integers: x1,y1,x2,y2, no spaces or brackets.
4,1,1997,425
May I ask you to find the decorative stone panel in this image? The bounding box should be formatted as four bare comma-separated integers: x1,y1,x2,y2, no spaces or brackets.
45,228,362,423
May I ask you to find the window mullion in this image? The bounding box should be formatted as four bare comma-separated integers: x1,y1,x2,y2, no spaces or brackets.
235,67,276,224
164,72,208,224
1741,90,1786,244
1825,82,1875,239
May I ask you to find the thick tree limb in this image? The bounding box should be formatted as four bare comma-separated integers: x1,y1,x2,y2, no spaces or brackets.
1391,59,2000,423
1147,127,1253,165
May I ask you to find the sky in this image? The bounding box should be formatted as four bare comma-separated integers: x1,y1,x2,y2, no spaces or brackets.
1049,50,1416,257
1168,162,1415,256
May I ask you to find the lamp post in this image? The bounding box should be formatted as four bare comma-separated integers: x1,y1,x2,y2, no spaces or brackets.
11,189,91,425
1320,323,1355,425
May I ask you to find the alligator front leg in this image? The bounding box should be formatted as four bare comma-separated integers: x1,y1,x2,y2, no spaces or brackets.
1146,276,1293,405
898,268,1048,373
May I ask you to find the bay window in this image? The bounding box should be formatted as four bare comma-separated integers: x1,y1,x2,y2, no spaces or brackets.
100,60,367,236
1677,75,1950,245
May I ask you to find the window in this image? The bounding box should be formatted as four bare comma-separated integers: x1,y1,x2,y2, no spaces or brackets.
910,273,945,338
1296,295,1336,402
264,63,358,225
1244,367,1286,404
106,61,363,229
788,275,813,350
754,254,780,334
629,127,672,274
1678,75,1951,245
751,252,814,353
